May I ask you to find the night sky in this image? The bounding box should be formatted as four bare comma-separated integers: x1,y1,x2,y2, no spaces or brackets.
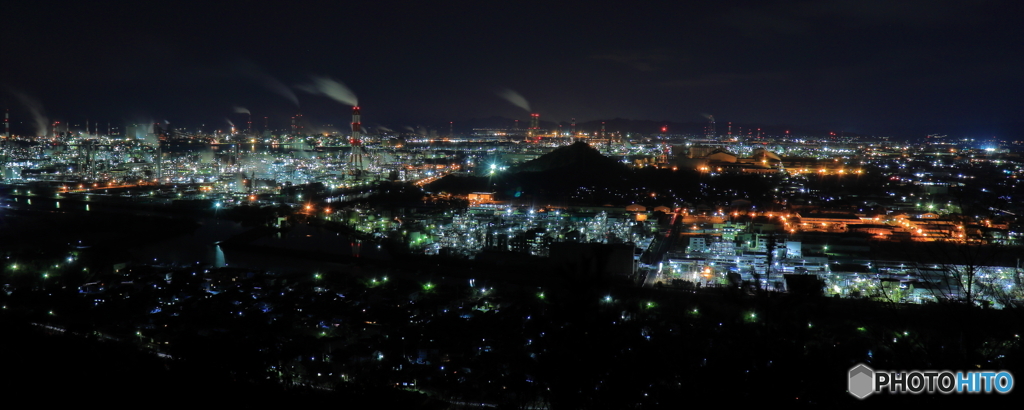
3,1,1022,138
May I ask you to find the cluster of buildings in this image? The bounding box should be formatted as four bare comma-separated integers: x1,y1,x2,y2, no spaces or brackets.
3,113,1022,306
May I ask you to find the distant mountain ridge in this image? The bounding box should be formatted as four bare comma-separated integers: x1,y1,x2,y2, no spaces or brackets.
425,116,870,138
405,116,1023,142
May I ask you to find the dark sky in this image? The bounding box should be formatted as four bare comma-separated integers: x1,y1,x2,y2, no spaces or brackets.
3,0,1022,138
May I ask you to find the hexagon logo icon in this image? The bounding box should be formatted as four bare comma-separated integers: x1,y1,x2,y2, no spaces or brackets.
849,364,874,399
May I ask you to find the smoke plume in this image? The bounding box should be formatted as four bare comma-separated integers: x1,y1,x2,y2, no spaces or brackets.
234,106,251,115
236,60,300,106
297,76,358,106
496,88,531,112
9,90,49,137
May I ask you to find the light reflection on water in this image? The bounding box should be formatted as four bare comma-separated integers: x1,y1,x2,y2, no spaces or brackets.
4,195,387,273
136,220,389,273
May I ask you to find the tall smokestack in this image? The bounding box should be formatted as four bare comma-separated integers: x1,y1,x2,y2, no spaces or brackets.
570,118,575,138
156,144,162,183
349,106,364,171
247,113,252,134
529,113,539,140
4,109,9,138
292,112,305,135
351,106,362,142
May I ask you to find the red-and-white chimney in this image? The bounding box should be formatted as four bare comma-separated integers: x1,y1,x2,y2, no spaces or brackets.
351,106,362,145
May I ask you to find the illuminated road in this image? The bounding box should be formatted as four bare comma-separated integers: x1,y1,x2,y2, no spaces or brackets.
60,183,156,193
640,211,682,288
412,171,453,187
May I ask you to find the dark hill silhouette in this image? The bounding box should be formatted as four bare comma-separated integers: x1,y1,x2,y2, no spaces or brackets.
511,141,626,174
496,142,632,200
